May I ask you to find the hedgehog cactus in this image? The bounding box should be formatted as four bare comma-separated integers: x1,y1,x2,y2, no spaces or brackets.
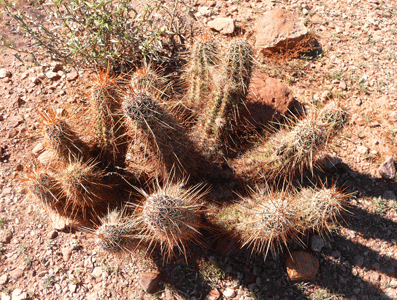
26,36,349,264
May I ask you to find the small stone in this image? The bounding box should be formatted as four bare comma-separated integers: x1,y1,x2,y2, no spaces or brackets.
354,255,364,267
223,288,236,298
32,142,44,155
286,251,319,281
0,69,12,79
50,62,63,73
378,156,396,180
319,154,342,169
198,6,212,17
355,98,362,106
62,247,72,261
383,190,397,200
208,17,235,34
369,121,380,128
310,235,325,252
0,230,13,244
66,71,79,81
46,71,61,81
357,145,368,154
390,111,397,122
321,90,331,100
0,274,8,285
204,289,221,300
48,230,58,239
69,284,77,293
139,271,160,294
339,80,347,90
92,267,103,278
1,293,11,300
32,74,45,84
10,268,23,280
11,289,26,300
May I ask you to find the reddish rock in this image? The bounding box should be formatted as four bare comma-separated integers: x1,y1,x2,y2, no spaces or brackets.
204,289,221,300
378,156,396,180
286,251,319,281
208,17,235,34
239,71,295,128
254,8,309,53
139,271,160,294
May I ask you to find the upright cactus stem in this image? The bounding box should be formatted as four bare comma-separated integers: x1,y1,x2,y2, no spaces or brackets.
89,69,123,161
122,91,200,180
197,39,253,156
185,39,218,111
39,109,87,162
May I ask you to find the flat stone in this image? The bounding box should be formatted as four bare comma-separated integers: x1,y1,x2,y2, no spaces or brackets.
197,6,212,17
378,156,396,180
1,293,11,300
204,289,221,300
208,17,235,34
46,71,61,81
254,8,309,52
50,62,63,73
383,190,397,201
286,251,319,281
339,80,347,90
69,284,77,293
357,145,368,154
310,235,325,252
10,268,23,280
8,115,23,128
139,271,160,294
48,230,58,239
66,71,79,82
62,247,72,261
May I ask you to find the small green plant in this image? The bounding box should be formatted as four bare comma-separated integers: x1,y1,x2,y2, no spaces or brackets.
43,275,56,289
18,245,27,253
1,0,187,70
374,197,386,215
362,115,370,124
46,240,56,249
0,216,7,227
199,258,225,287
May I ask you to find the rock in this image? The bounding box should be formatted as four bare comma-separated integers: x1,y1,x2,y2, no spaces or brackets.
62,247,72,261
8,115,23,128
69,284,77,293
385,288,397,299
46,71,61,81
239,71,295,128
353,255,364,267
286,251,319,281
32,142,44,155
204,289,221,300
32,74,46,84
208,17,235,34
50,62,63,73
310,235,325,252
0,69,12,79
0,230,13,244
66,71,79,82
0,274,8,285
339,80,347,90
11,289,26,300
10,268,23,280
254,8,309,53
378,156,396,180
37,150,55,165
48,230,58,239
197,6,212,17
390,111,397,122
357,145,368,154
6,128,18,139
223,288,236,298
1,293,11,300
383,190,397,201
139,271,160,294
92,267,103,278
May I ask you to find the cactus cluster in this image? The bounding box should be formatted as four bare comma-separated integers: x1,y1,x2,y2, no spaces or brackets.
26,37,349,262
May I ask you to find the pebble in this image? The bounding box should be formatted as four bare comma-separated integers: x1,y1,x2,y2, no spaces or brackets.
62,247,72,261
92,267,103,278
357,145,369,154
0,69,12,79
208,17,235,34
310,235,325,252
383,190,397,200
378,156,396,179
0,274,8,285
205,289,221,300
223,288,236,298
0,230,13,244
